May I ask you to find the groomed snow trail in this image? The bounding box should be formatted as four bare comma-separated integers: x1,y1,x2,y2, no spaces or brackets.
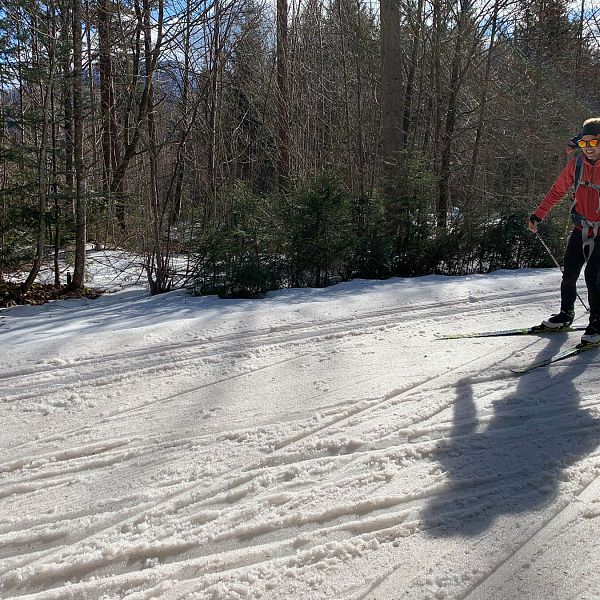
2,268,600,600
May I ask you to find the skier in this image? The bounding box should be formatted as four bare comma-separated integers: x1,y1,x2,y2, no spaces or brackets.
528,118,600,345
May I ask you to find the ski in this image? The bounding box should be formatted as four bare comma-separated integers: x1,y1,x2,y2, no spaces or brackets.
436,325,586,340
511,341,600,374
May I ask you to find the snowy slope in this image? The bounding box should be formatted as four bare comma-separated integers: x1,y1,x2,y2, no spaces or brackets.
1,265,600,600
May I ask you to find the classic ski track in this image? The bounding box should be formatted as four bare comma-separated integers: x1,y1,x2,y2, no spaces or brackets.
259,340,522,457
7,432,600,594
0,440,393,547
0,351,314,461
0,325,523,491
0,344,493,472
0,288,536,458
2,509,422,599
0,318,368,400
2,390,424,577
0,285,557,386
0,351,377,467
2,326,533,506
0,318,448,403
8,453,594,600
0,442,517,571
7,403,599,538
0,340,517,593
203,416,600,517
0,338,316,403
0,364,463,560
457,464,600,600
0,288,563,415
1,448,570,599
371,385,600,447
5,385,596,596
190,442,600,540
0,287,577,598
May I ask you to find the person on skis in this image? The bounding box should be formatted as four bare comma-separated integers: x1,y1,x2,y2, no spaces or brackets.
529,118,600,344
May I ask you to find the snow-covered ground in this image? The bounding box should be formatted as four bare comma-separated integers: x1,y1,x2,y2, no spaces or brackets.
2,259,600,599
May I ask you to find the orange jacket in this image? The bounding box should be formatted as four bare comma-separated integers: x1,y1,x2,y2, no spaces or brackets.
534,156,600,224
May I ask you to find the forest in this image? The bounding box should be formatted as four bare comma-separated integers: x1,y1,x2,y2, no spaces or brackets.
1,0,599,301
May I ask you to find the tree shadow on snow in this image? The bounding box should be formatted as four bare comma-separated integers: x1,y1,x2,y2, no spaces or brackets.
422,333,600,537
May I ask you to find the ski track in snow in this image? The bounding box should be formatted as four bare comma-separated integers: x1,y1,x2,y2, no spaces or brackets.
2,270,600,599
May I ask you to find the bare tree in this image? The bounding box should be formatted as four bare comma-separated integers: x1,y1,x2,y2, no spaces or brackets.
70,0,87,290
277,0,290,189
98,0,121,212
380,0,403,175
21,1,59,293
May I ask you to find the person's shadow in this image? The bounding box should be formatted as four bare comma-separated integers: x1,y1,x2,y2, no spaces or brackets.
422,333,600,536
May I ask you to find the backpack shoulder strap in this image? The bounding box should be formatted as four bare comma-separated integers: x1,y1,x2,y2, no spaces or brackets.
574,153,584,193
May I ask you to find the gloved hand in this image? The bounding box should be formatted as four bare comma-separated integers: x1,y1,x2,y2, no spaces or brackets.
528,213,542,233
566,135,579,154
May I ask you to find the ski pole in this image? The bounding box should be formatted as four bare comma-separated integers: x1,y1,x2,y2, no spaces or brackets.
535,231,589,312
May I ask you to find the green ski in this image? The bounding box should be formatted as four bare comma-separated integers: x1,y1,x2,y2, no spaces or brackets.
436,325,586,340
511,341,600,374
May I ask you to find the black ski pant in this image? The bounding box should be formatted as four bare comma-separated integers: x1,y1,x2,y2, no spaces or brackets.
561,227,600,320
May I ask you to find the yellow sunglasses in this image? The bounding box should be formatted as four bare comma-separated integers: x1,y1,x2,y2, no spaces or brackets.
577,139,600,148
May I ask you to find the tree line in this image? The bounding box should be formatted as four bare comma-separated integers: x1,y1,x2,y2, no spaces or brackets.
1,0,599,299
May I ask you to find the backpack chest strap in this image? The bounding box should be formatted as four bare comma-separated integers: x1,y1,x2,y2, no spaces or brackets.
578,180,600,193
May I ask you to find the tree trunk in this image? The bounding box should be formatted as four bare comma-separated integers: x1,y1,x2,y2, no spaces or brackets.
402,0,424,149
575,0,585,77
277,0,290,190
84,0,99,191
170,0,192,222
467,0,499,192
0,67,5,282
98,0,121,201
60,1,74,205
140,0,169,294
110,4,145,229
207,0,222,215
437,0,470,228
50,11,61,287
428,0,443,171
354,0,366,198
380,0,403,169
71,0,87,290
22,2,57,293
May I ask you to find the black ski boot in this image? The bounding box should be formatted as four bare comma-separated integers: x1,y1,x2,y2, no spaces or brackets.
542,309,575,330
582,317,600,345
